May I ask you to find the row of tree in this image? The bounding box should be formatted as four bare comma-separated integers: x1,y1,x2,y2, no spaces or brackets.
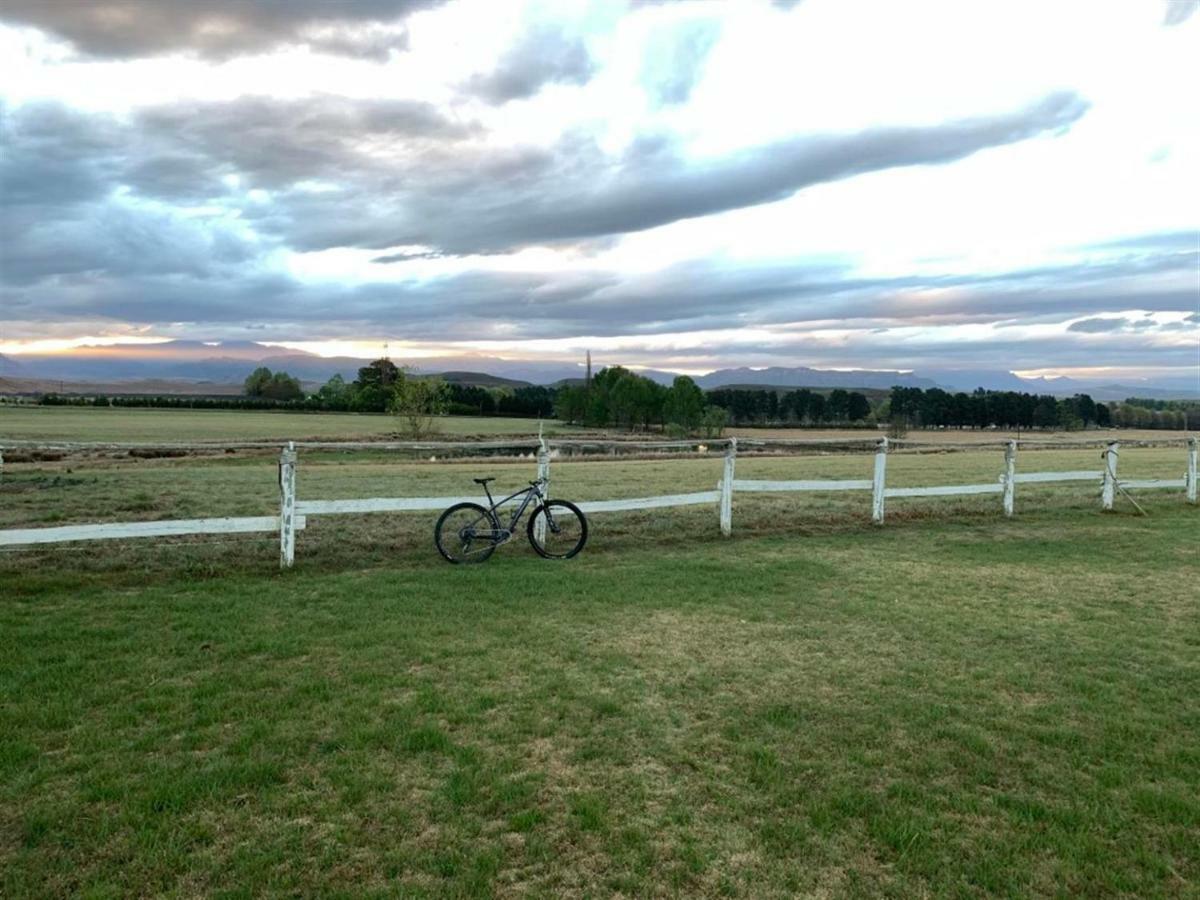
706,388,872,425
34,393,310,410
28,359,1200,434
1106,401,1199,430
243,367,304,401
554,367,727,435
887,387,1112,430
308,363,556,417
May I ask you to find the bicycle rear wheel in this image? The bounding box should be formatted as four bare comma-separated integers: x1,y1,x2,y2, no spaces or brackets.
435,502,500,563
527,500,588,559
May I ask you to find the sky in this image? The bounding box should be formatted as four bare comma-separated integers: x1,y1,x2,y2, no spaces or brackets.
0,0,1197,381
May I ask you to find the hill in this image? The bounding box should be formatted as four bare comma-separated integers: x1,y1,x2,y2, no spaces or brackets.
1,341,1193,400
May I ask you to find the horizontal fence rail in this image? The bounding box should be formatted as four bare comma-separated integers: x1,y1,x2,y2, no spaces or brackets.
0,516,305,547
1010,470,1100,483
885,484,1004,498
732,479,873,492
0,436,1194,567
578,491,720,514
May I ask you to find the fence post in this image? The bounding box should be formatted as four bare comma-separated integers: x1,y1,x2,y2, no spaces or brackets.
1003,440,1017,517
1101,441,1119,511
279,441,297,568
871,437,888,524
720,437,736,536
534,437,551,545
1187,437,1198,504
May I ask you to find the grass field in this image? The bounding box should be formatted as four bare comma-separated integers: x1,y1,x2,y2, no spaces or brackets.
2,404,1187,445
2,414,1197,895
0,406,578,443
2,502,1197,896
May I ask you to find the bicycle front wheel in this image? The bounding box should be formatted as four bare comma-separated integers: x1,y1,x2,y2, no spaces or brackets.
435,502,500,564
527,500,588,559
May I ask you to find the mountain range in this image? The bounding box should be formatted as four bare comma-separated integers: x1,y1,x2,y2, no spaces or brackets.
0,341,1195,401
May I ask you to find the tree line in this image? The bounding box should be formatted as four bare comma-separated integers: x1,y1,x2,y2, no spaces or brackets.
886,387,1112,430
705,387,872,425
1106,399,1199,430
24,362,1199,432
554,367,727,435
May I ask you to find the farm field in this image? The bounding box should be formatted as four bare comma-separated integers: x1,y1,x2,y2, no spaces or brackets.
0,406,579,443
2,421,1197,895
2,499,1197,896
1,403,1187,446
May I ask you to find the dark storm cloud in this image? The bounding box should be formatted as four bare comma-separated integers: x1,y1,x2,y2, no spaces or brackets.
642,18,721,105
463,26,596,103
0,0,441,60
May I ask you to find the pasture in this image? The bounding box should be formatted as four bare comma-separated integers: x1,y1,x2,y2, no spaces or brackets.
1,411,1197,896
0,406,578,443
0,403,1183,445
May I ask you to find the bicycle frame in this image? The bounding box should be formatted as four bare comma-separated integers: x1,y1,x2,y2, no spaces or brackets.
478,479,546,536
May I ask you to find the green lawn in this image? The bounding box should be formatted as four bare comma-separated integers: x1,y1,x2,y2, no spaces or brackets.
2,504,1197,897
0,406,577,443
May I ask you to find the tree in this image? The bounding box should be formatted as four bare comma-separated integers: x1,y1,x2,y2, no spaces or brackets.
1073,393,1097,427
807,393,826,424
1055,399,1083,431
555,384,588,424
389,368,449,437
244,366,302,401
316,374,351,409
846,391,871,422
1032,395,1058,428
700,404,728,438
665,376,705,433
827,389,850,422
263,371,303,401
351,358,401,412
243,366,273,397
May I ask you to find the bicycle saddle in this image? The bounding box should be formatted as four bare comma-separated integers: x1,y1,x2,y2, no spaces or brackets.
473,477,495,485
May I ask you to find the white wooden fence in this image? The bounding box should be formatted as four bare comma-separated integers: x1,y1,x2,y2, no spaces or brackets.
0,436,1195,568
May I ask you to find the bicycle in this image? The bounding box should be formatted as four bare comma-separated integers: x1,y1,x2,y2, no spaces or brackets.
434,476,588,563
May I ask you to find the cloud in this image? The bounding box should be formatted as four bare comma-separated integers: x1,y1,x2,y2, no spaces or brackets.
0,0,439,60
133,95,477,191
2,90,1091,264
290,90,1092,255
642,18,721,105
463,26,595,104
1163,0,1200,26
0,102,126,206
6,229,1193,347
1068,317,1131,333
